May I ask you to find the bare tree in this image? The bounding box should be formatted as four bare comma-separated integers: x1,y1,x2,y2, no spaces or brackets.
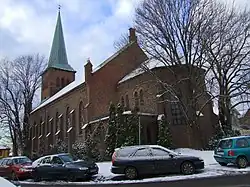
0,54,46,155
203,2,250,134
133,0,219,147
113,33,129,51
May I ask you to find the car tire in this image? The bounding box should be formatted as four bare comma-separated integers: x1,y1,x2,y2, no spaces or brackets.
10,171,17,181
218,162,227,166
181,161,195,175
124,166,138,180
67,173,77,182
236,156,248,169
33,171,41,182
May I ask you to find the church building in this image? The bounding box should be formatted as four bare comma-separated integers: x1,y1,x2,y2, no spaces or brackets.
29,9,217,156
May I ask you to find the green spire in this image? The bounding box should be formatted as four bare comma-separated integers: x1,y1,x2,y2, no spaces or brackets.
47,9,75,72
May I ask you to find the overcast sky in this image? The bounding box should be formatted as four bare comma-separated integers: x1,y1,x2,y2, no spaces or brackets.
0,0,249,82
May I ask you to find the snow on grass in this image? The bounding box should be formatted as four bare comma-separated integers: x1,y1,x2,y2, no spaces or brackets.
20,148,250,185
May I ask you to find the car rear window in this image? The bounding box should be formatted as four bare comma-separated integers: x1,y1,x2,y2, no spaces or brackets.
218,139,233,149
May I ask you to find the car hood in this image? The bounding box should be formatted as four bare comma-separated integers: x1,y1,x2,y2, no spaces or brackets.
18,162,33,169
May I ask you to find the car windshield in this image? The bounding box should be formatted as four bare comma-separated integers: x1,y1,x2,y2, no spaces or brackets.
14,157,32,164
218,139,233,149
59,154,74,163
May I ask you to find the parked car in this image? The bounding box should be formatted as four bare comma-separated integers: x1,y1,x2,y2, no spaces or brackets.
0,156,33,180
214,135,250,168
111,145,204,179
32,153,99,182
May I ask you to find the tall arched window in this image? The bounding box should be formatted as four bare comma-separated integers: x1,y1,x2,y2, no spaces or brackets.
134,91,139,107
61,78,65,88
47,115,50,135
55,112,59,134
121,96,125,106
39,117,43,137
66,107,70,137
79,101,84,135
125,94,129,109
56,77,60,87
33,122,36,138
139,89,144,105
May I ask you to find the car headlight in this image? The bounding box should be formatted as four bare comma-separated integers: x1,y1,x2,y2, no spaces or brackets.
79,167,88,171
19,168,26,172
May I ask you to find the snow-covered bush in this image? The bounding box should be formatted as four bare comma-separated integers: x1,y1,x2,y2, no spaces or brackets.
157,115,172,148
206,123,241,150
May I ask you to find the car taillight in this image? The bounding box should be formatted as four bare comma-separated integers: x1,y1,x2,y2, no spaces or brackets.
112,152,116,165
228,150,234,156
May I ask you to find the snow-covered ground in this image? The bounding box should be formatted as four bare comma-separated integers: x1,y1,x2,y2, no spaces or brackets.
20,148,250,185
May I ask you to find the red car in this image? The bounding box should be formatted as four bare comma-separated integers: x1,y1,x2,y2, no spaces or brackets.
0,156,33,180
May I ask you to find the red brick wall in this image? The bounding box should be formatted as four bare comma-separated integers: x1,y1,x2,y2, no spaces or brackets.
42,68,75,100
86,42,148,120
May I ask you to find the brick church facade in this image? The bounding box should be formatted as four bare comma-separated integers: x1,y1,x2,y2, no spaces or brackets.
29,10,217,156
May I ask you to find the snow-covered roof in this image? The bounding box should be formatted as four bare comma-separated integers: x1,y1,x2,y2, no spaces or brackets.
118,58,165,84
93,41,135,73
31,80,84,114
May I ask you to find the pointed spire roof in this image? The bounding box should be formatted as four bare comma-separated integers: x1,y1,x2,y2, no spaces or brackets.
47,9,75,72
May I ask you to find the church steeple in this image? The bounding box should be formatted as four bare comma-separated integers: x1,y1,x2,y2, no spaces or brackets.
47,8,75,72
41,7,76,101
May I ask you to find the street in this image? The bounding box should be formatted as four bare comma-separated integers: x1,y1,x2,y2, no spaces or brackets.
19,173,250,187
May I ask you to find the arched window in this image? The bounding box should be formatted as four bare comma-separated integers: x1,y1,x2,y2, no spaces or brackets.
139,89,144,105
66,107,70,137
121,96,125,106
61,78,65,88
79,101,84,135
56,77,60,87
33,122,36,138
56,112,59,133
134,91,139,107
125,94,129,109
39,117,43,136
47,115,50,135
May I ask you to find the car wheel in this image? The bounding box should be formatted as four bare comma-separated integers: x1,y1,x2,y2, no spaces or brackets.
236,156,248,169
67,174,77,182
10,171,17,181
124,166,138,180
181,161,195,175
219,162,227,166
33,172,41,182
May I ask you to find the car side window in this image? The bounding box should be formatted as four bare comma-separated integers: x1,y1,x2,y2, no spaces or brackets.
1,159,8,165
236,138,249,148
6,159,12,165
134,148,151,157
52,156,63,164
151,148,169,157
41,157,51,164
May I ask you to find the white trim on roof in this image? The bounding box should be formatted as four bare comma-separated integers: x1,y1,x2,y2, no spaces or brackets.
31,81,83,114
93,42,135,73
118,58,165,84
70,109,75,114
